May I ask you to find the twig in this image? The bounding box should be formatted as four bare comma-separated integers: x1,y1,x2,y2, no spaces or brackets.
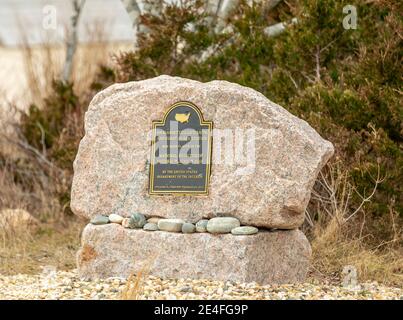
36,121,47,157
345,164,384,221
0,131,60,173
314,45,321,82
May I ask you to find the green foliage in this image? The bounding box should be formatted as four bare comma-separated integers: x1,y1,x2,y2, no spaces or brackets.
17,0,402,221
15,71,115,214
21,81,82,169
112,0,402,219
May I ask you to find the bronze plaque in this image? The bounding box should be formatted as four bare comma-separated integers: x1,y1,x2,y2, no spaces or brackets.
149,101,213,195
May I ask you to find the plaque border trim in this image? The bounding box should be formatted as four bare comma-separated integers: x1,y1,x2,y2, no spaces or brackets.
148,101,213,196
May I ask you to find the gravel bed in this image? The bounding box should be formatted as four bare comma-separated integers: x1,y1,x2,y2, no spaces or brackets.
0,269,401,300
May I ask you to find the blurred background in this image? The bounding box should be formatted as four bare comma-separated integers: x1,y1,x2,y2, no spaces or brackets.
0,0,401,286
0,0,133,110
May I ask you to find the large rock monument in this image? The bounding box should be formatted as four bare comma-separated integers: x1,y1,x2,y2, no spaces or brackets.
72,75,334,284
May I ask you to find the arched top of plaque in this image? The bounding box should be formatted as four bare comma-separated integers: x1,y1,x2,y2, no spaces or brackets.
158,101,210,124
149,101,213,196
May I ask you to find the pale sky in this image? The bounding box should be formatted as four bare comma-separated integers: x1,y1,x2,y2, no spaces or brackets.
0,0,135,46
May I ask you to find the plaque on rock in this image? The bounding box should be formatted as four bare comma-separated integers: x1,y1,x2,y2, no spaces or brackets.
149,101,213,195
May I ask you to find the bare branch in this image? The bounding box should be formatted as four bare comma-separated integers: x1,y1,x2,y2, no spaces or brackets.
345,164,385,221
35,121,47,156
314,45,321,81
121,0,142,31
1,132,55,171
264,18,297,37
306,162,384,229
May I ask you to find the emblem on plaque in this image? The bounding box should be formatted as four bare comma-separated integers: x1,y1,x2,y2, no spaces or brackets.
149,101,213,195
174,112,191,123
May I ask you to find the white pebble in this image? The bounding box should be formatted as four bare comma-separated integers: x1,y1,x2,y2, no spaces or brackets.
109,214,124,224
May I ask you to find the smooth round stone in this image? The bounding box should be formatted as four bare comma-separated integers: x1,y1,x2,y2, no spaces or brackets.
130,212,146,228
195,219,209,232
231,226,258,235
143,222,158,231
147,217,161,224
121,218,131,228
108,214,124,224
182,223,196,234
206,217,240,234
158,219,185,232
90,214,109,225
123,217,137,229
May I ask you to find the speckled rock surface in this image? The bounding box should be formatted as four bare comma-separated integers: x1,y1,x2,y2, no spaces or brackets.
71,75,334,229
77,224,311,284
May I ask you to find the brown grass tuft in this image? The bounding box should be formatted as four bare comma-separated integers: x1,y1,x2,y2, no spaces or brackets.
306,162,403,286
0,219,85,275
120,257,155,300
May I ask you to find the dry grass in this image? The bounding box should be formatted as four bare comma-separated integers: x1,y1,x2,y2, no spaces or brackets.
0,219,85,275
0,23,131,218
0,13,401,287
0,154,63,223
311,236,402,286
19,41,131,108
306,162,403,286
121,271,147,300
0,154,85,274
0,40,131,142
120,257,155,300
6,13,132,108
0,23,126,277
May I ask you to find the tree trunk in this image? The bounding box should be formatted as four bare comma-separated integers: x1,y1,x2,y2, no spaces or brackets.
63,0,86,82
121,0,142,32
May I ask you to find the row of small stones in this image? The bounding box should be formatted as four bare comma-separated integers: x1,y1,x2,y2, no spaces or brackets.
90,213,258,235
